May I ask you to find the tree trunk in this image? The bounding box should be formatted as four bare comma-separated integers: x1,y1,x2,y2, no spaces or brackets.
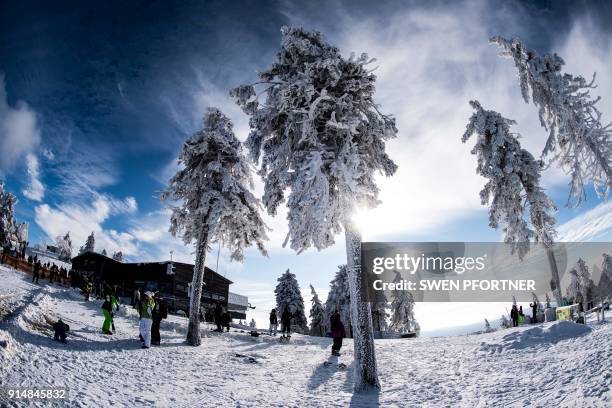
546,246,562,307
186,232,208,346
344,220,380,391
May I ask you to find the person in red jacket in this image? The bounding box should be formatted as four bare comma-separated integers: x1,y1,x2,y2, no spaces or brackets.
330,311,346,356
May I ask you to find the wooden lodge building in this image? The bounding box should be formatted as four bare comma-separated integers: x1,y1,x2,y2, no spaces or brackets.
71,252,233,316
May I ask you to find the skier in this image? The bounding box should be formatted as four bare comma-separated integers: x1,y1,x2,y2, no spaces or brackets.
101,295,113,335
330,312,346,356
214,302,223,332
31,261,41,284
510,304,519,327
281,308,292,338
52,319,70,344
151,295,168,346
139,291,155,349
529,301,538,324
269,309,278,336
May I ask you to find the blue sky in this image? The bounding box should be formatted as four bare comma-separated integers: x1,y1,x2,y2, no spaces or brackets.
1,0,611,330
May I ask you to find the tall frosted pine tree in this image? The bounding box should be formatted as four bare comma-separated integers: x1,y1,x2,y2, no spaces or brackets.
309,285,325,337
162,107,268,346
0,183,18,248
491,37,612,208
79,232,95,255
324,265,351,336
231,26,397,390
274,269,308,332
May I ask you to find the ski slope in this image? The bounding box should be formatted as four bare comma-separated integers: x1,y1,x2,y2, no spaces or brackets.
0,266,610,407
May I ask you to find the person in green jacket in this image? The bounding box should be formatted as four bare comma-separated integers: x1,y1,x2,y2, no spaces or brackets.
139,292,155,349
101,295,113,335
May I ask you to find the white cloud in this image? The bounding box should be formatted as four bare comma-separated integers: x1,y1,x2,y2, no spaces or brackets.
557,201,612,242
34,194,141,257
22,153,45,201
0,74,41,174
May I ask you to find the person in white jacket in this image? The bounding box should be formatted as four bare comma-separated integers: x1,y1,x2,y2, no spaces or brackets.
139,291,155,349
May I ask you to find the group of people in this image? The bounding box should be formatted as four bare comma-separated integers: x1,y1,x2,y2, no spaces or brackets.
213,302,231,332
510,304,526,327
132,289,168,348
30,258,70,285
268,308,346,356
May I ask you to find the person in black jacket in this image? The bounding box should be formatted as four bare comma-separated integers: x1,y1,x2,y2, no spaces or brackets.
281,308,292,336
221,309,231,332
269,309,278,336
31,261,41,284
214,302,223,332
151,296,168,346
510,304,519,327
53,319,70,343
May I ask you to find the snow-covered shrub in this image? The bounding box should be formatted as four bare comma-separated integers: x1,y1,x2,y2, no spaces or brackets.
309,285,325,337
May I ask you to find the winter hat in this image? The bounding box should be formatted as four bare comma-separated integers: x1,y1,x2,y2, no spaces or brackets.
144,291,154,298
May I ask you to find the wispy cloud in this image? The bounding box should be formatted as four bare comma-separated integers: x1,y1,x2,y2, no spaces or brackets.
22,153,44,201
557,201,612,242
0,74,40,174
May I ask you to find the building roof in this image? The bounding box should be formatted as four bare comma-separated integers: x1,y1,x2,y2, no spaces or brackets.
71,252,232,284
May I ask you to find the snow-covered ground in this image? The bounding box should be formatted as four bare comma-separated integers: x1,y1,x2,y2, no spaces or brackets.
1,265,610,407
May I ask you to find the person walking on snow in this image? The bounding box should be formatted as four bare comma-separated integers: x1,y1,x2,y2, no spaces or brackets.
101,295,113,335
214,302,223,332
510,304,519,327
269,309,278,336
330,311,346,356
31,260,41,284
529,301,538,324
139,292,155,349
151,294,168,346
281,308,292,337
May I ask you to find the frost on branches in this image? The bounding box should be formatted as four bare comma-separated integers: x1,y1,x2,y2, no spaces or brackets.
389,276,419,335
309,285,326,337
162,107,268,346
324,265,351,336
491,36,612,207
274,269,308,333
112,251,124,262
0,182,19,248
79,232,95,255
598,253,612,299
370,290,389,333
566,258,595,305
462,101,557,259
231,25,397,391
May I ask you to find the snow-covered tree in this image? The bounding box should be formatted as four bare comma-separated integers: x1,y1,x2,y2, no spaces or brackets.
162,107,268,346
500,314,511,329
274,269,308,332
531,292,542,311
101,249,107,256
79,232,95,255
309,285,325,337
389,287,418,335
597,253,612,299
484,318,494,333
544,293,551,309
249,318,256,329
231,26,397,390
491,36,612,207
576,258,595,307
0,183,18,248
112,251,123,262
55,232,72,262
324,265,351,336
370,291,389,333
462,100,557,259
